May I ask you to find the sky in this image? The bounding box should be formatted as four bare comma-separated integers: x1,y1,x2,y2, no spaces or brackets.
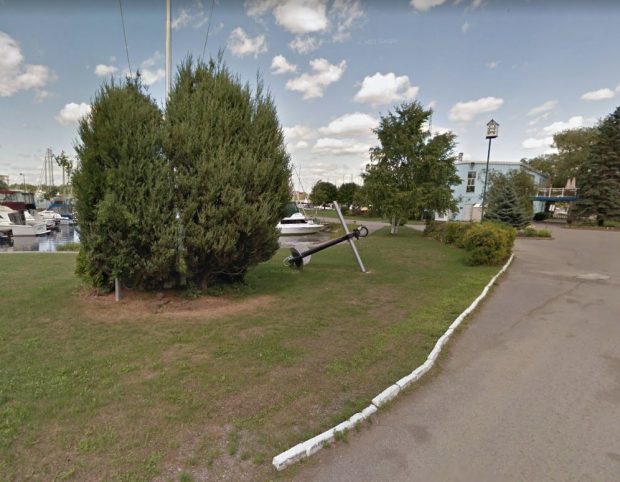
1,0,620,192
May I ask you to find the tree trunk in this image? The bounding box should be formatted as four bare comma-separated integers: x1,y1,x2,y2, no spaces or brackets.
390,216,400,235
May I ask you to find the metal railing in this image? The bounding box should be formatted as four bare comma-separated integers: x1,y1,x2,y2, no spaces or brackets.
535,187,578,198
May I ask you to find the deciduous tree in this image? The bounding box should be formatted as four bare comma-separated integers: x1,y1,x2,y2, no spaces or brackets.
310,180,338,207
363,101,459,234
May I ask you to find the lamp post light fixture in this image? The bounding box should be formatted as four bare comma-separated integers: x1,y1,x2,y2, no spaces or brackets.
19,172,26,191
480,119,499,221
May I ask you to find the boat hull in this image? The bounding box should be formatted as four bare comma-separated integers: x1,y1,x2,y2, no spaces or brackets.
277,224,324,235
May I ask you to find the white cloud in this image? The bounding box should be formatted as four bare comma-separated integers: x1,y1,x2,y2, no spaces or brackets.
245,0,280,17
289,36,322,54
331,0,365,42
486,60,499,69
271,55,297,74
140,68,165,86
313,137,371,156
319,112,379,136
56,102,91,125
172,3,210,30
353,72,419,107
448,96,504,122
172,9,192,29
528,112,550,126
0,31,51,97
286,58,346,99
581,88,615,101
542,115,596,136
461,22,471,33
295,140,309,149
94,64,118,77
528,100,557,116
522,137,554,150
283,124,316,141
228,27,267,58
410,0,447,12
274,0,328,34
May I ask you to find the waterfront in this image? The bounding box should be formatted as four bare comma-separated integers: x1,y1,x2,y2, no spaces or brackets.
0,225,79,252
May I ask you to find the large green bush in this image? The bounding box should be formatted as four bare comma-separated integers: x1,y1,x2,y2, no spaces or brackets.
424,221,473,247
461,222,516,266
165,59,291,288
74,78,177,290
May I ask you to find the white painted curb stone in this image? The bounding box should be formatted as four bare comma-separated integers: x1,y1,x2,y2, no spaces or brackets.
272,254,514,471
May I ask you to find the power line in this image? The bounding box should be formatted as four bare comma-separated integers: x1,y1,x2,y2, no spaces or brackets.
201,0,216,62
118,0,132,77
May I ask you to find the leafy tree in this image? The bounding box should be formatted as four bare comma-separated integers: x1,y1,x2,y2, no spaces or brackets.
165,58,291,288
575,106,620,224
336,182,359,207
487,169,537,218
526,127,598,187
0,179,8,190
310,180,338,207
484,182,529,228
54,150,74,188
363,101,459,234
73,77,177,290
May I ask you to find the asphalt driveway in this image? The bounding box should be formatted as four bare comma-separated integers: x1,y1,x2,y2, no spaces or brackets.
296,225,620,482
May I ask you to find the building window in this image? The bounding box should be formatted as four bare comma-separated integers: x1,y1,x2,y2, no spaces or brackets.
466,171,476,192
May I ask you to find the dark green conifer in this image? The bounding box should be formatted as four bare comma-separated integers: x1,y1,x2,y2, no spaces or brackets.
73,78,177,290
165,58,291,287
575,107,620,224
484,182,529,228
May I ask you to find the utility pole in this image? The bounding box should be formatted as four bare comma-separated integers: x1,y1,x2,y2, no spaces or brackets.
165,0,172,100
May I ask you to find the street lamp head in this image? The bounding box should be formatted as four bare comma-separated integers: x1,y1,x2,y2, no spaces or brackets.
486,119,499,139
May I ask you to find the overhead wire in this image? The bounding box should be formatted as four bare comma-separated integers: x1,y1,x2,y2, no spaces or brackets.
201,0,216,62
118,0,133,77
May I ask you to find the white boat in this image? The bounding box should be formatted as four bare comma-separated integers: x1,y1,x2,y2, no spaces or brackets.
277,212,324,235
0,207,48,236
38,210,62,224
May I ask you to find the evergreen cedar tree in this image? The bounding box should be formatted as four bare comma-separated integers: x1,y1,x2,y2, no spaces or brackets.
74,60,291,291
165,59,291,288
483,182,529,229
74,78,177,290
363,101,460,233
575,106,620,224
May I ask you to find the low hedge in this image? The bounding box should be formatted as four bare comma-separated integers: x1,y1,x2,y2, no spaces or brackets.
425,221,515,266
519,226,552,238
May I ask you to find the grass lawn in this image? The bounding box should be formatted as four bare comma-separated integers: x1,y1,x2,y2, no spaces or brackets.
0,228,498,481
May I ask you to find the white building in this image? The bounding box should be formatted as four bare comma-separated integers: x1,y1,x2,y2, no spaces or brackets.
450,160,547,221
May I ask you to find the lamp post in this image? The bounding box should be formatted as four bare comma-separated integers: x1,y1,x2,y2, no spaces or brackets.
480,119,499,221
19,172,26,191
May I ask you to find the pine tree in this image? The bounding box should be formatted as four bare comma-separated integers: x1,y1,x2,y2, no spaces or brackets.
73,78,177,290
575,107,620,224
165,58,291,287
484,182,529,228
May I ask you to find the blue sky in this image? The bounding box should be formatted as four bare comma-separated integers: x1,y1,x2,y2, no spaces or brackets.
1,0,620,191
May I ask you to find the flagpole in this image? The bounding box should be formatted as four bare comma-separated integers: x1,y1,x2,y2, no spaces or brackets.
165,0,171,100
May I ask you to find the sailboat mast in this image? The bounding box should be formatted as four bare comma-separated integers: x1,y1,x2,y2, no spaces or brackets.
165,0,171,100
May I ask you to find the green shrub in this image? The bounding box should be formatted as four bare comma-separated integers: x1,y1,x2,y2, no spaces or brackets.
424,221,473,247
462,222,516,266
520,226,552,238
444,222,474,247
56,242,80,252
